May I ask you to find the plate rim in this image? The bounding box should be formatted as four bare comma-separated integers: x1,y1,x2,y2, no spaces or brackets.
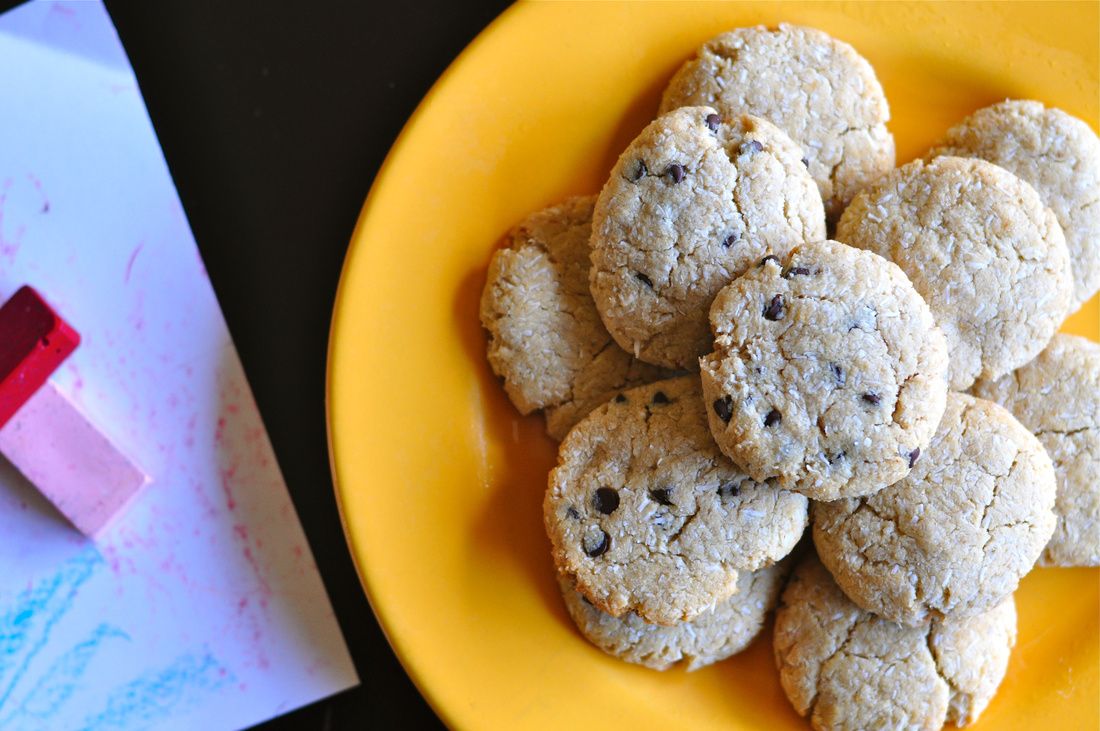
324,3,519,726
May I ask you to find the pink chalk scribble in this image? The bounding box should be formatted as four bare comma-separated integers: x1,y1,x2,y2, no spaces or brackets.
27,173,50,213
219,465,237,512
0,187,23,264
124,243,144,284
233,523,272,603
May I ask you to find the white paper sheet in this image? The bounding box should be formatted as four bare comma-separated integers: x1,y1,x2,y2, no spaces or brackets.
0,2,359,728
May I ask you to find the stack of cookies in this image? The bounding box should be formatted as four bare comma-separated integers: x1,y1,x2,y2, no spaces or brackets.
479,23,1099,730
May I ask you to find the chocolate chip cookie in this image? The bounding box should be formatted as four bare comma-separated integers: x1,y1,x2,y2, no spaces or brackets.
480,196,668,439
589,107,825,370
813,393,1057,625
972,334,1100,567
544,375,809,625
558,560,787,671
660,24,895,219
700,240,949,500
928,100,1100,310
836,156,1074,390
774,555,1017,730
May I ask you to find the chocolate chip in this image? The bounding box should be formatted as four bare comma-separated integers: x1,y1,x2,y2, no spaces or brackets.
740,139,764,155
907,447,921,468
830,363,845,386
614,393,627,404
566,507,580,520
666,163,685,183
759,255,780,267
593,487,620,515
713,395,734,423
705,113,721,132
649,488,673,506
652,391,670,405
636,272,653,287
583,530,610,558
722,233,738,248
764,409,782,427
801,156,810,167
862,392,881,406
629,160,648,182
763,294,785,321
718,481,741,498
783,266,812,278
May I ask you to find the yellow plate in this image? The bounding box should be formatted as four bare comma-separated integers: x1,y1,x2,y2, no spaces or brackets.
328,2,1099,728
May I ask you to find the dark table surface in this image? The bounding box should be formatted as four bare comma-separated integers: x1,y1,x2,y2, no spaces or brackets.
97,1,510,728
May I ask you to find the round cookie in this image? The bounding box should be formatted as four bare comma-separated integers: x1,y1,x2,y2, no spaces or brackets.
659,24,894,219
544,375,809,626
813,392,1057,626
480,196,668,440
774,555,1017,730
972,334,1100,567
836,156,1074,391
558,560,788,671
928,100,1100,309
700,240,949,501
589,106,825,370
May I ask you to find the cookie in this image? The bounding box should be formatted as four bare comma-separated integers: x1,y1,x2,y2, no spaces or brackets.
700,240,949,501
543,375,808,625
479,196,668,440
774,555,1017,730
928,100,1100,309
659,24,894,219
972,334,1100,567
589,107,825,370
813,393,1057,625
558,560,787,671
836,156,1074,391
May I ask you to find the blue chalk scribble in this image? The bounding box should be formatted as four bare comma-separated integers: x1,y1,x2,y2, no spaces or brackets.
1,623,128,724
0,550,233,730
80,651,232,730
0,548,103,711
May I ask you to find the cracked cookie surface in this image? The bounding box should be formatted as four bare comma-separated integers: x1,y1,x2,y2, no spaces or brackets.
774,555,1016,731
659,24,895,219
813,393,1057,625
928,100,1100,310
558,560,788,671
700,240,949,500
480,196,669,440
589,106,825,370
972,334,1100,567
544,375,808,626
836,156,1074,390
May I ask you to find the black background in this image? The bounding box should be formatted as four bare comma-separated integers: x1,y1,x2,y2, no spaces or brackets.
90,1,509,728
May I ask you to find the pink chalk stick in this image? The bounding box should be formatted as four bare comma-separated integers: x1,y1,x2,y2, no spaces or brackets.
0,381,149,537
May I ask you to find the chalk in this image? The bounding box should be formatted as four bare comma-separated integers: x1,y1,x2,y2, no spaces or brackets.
0,286,148,536
0,285,80,428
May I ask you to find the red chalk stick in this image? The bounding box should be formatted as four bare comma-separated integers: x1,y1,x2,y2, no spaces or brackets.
0,285,148,537
0,286,81,429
